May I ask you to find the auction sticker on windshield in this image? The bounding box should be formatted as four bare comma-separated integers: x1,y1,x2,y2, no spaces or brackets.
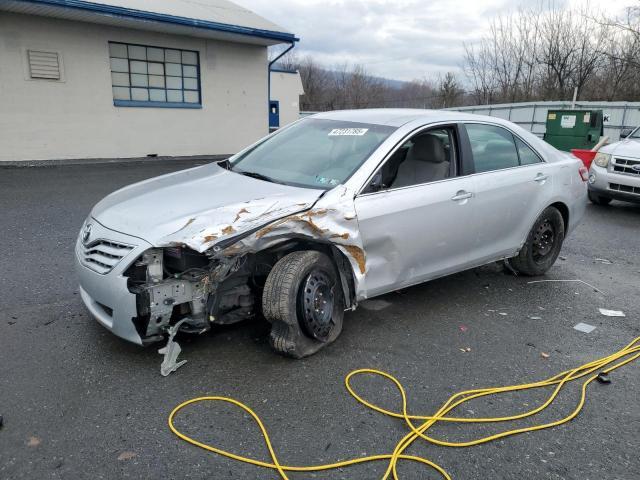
328,128,369,136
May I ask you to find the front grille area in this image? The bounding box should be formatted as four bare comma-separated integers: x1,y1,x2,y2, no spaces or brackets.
609,183,640,196
612,157,640,176
82,239,135,274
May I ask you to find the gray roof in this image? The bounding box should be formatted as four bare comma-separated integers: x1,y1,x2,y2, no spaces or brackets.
1,0,296,45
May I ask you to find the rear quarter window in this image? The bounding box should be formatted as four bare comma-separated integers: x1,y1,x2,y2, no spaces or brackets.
515,137,543,165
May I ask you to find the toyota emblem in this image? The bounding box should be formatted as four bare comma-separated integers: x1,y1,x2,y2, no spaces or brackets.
632,164,640,172
82,223,92,244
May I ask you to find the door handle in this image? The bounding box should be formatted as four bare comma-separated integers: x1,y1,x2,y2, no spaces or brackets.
534,173,549,183
451,190,474,201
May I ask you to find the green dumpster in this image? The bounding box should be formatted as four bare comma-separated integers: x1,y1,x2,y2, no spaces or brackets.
543,109,603,151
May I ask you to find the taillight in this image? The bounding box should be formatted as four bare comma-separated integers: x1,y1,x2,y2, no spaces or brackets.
579,166,589,182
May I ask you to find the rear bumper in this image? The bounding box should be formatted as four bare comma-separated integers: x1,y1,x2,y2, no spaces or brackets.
589,163,640,204
75,221,152,345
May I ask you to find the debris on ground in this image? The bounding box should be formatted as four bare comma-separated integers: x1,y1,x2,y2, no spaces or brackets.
159,319,188,376
599,308,625,317
459,325,468,332
597,372,612,384
527,279,604,294
594,258,613,265
459,347,472,353
117,451,137,461
574,323,597,333
27,436,41,447
529,316,542,320
540,352,550,359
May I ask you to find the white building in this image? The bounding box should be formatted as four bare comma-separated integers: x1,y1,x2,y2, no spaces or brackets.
0,0,303,162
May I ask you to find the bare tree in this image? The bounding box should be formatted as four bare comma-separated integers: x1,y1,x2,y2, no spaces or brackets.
296,56,331,111
535,6,577,99
438,72,463,107
462,1,640,104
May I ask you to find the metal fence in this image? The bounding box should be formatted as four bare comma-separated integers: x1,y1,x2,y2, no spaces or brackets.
448,101,640,140
302,101,640,140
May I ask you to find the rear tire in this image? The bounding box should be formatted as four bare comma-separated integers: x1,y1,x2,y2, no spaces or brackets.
588,190,612,205
262,250,344,358
510,207,565,276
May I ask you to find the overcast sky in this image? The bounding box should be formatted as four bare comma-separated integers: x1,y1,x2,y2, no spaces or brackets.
235,0,636,82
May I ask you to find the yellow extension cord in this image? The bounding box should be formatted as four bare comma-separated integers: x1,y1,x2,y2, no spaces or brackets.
169,336,640,479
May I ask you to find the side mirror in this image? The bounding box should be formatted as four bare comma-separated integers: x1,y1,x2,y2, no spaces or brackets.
620,128,633,139
368,172,385,192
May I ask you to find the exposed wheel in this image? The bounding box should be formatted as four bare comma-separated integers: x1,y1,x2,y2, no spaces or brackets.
510,206,565,276
588,190,612,205
262,250,344,358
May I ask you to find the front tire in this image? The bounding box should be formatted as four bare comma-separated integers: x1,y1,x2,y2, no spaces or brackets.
510,207,565,276
262,251,344,358
588,190,612,205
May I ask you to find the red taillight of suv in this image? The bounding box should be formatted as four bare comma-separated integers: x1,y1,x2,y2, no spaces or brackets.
579,166,589,182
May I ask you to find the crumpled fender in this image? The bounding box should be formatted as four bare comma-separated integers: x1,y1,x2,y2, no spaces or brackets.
155,185,367,297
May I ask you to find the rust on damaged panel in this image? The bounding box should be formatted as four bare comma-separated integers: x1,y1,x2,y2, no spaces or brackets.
233,208,249,223
340,244,366,274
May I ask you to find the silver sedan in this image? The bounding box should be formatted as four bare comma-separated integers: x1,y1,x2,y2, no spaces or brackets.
75,109,587,358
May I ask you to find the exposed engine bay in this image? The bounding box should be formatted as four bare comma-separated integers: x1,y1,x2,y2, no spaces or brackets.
125,246,258,344
123,241,353,347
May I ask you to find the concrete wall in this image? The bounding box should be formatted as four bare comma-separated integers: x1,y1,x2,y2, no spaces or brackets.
270,70,304,128
0,12,270,162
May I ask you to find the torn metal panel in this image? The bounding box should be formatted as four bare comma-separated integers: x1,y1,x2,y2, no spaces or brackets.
158,196,317,253
203,185,368,298
159,319,189,376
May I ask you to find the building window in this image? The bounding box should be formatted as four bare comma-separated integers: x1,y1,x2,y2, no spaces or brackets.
108,42,201,108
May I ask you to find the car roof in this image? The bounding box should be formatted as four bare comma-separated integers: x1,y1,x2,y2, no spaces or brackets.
311,108,509,128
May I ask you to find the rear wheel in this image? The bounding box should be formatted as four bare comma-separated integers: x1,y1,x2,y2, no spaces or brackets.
262,250,344,358
588,190,612,205
510,207,565,276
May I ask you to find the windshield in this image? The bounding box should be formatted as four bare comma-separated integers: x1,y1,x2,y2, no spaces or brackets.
630,127,640,139
229,118,396,189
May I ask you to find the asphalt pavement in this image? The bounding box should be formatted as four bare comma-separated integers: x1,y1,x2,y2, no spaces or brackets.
1,160,639,479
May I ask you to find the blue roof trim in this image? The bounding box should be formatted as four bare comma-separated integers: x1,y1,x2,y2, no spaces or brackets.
18,0,299,43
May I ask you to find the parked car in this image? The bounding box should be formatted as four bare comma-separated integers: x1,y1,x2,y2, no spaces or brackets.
76,110,587,358
588,126,640,205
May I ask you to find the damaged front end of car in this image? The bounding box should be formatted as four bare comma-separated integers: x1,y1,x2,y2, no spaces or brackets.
121,185,365,351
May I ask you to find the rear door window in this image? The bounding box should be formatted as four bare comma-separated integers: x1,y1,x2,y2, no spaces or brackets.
466,124,519,173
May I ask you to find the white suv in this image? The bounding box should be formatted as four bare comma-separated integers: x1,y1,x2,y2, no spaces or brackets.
588,126,640,205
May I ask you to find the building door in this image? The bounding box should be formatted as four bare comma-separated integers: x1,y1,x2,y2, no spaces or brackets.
269,100,280,131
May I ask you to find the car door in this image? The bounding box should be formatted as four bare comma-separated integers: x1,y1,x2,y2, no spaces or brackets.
463,123,554,262
354,124,480,298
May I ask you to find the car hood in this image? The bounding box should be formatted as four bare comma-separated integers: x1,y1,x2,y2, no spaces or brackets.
600,138,640,158
91,163,324,252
